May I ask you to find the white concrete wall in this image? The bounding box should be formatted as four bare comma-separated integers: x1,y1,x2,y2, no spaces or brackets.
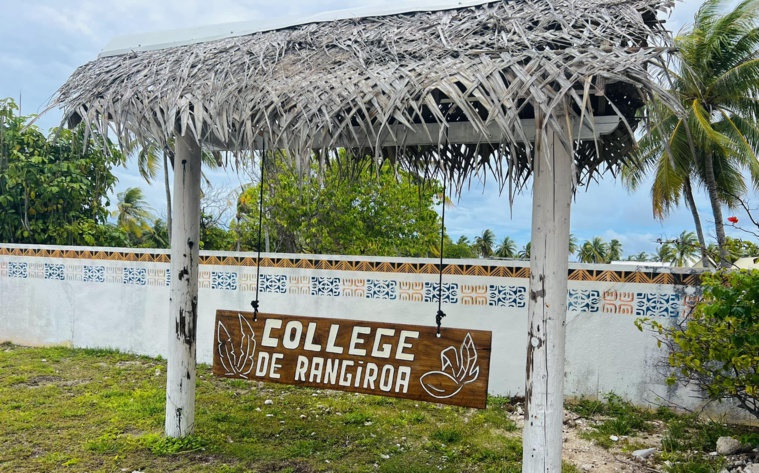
1,244,709,413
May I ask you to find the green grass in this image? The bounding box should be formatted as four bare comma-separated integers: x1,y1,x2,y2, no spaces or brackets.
2,344,757,472
0,344,521,472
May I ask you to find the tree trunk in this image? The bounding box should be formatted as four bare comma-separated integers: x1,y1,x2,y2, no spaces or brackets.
703,151,729,267
163,150,173,242
683,178,709,266
165,133,202,438
522,119,573,472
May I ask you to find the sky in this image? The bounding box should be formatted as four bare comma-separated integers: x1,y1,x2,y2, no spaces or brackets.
1,0,756,257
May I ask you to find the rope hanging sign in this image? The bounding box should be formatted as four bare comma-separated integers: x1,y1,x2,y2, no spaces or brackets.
213,310,492,408
213,142,492,408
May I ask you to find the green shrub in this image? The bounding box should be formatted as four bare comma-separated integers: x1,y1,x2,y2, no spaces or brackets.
637,270,759,418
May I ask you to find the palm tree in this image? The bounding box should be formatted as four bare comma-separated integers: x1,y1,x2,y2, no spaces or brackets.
518,242,531,260
568,233,579,256
578,237,609,264
670,230,700,267
495,236,518,258
652,242,675,263
607,239,623,262
626,252,650,262
114,187,154,240
628,0,759,267
474,229,496,258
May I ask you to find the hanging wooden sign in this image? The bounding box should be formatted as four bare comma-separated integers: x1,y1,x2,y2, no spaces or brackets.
213,310,492,409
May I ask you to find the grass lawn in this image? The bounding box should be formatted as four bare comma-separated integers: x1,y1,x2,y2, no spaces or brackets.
0,343,532,473
1,343,756,472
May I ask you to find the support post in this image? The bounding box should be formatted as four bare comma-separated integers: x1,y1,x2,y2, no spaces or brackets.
522,121,573,471
165,133,202,438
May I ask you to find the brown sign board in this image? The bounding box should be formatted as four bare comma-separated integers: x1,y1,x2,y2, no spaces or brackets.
213,311,492,409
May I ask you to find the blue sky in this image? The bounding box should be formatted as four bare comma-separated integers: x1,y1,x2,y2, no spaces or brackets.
1,0,756,257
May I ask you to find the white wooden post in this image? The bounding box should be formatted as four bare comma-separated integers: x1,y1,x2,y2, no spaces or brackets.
165,133,202,438
522,120,573,471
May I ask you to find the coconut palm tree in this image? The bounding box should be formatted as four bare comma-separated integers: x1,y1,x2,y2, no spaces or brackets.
578,237,609,264
114,187,154,241
568,233,579,256
495,236,518,258
628,0,759,267
474,229,496,258
607,239,623,262
652,242,675,263
518,242,531,260
670,230,700,267
627,252,650,262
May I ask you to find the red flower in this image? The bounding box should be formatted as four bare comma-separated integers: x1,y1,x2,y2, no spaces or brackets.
728,216,739,224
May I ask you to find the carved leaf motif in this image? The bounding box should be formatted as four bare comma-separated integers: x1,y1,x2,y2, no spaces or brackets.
420,371,465,399
420,332,480,399
458,333,478,385
217,321,235,376
235,313,256,377
217,314,256,378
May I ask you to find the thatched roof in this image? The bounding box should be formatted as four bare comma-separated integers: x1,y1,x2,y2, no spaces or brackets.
54,0,676,189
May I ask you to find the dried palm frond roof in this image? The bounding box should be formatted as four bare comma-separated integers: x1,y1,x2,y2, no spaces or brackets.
54,0,676,190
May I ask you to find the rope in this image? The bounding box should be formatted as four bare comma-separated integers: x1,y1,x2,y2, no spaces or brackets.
251,136,266,322
436,181,447,337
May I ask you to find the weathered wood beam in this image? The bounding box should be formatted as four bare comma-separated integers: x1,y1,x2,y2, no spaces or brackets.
165,133,202,438
201,116,620,151
522,115,573,472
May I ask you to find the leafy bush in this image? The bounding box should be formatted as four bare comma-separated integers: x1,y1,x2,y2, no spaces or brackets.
637,270,759,418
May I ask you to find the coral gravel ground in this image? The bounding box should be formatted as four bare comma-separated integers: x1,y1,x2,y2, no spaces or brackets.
0,343,756,473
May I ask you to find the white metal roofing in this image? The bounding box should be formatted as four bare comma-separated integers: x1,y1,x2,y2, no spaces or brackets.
100,0,497,57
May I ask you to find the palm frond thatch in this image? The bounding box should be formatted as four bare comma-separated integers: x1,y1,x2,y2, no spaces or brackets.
53,0,677,191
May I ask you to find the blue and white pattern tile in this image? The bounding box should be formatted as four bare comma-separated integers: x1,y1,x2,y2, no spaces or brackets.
259,274,287,294
489,285,527,308
44,263,65,281
567,289,600,313
366,280,398,300
311,277,340,297
166,269,171,287
123,268,147,286
83,265,105,283
211,271,238,290
635,293,681,318
8,262,28,279
423,282,459,304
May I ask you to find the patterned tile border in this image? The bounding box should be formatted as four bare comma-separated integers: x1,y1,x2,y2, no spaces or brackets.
0,255,700,318
0,246,703,286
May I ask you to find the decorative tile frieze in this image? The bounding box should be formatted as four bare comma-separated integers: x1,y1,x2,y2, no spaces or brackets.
44,263,65,281
211,271,238,291
568,289,600,313
423,282,459,304
635,293,681,318
123,268,148,286
366,280,397,300
289,276,310,295
488,285,527,308
83,265,105,283
601,291,635,315
8,262,28,279
460,285,488,306
341,279,366,298
398,281,424,302
311,277,340,297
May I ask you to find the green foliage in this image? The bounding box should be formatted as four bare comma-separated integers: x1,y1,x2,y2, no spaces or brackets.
638,270,759,417
0,98,126,246
626,0,759,263
570,393,656,448
236,155,442,256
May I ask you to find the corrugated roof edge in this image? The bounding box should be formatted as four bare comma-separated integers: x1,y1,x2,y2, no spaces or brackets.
100,0,497,58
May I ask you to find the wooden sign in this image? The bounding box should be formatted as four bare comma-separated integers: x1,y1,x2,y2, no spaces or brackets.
213,311,492,409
